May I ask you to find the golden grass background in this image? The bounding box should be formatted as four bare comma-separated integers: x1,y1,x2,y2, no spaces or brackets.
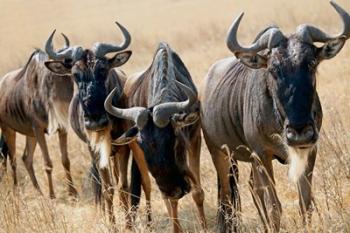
0,0,350,232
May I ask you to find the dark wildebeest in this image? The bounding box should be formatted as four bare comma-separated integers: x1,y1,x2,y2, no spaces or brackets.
0,35,78,198
201,1,350,232
44,22,132,224
104,42,206,233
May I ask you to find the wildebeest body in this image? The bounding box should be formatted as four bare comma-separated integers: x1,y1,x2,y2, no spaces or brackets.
105,42,207,232
201,57,322,163
0,49,77,198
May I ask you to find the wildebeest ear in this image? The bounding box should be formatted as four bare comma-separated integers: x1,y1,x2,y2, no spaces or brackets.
318,37,346,60
112,126,139,146
109,50,132,68
44,61,72,75
235,52,267,69
172,112,199,128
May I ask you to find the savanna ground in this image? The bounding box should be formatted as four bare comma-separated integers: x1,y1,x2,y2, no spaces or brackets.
0,0,350,232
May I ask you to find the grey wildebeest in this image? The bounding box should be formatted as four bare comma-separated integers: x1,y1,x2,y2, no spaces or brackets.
201,1,350,232
0,35,78,198
104,42,206,233
44,22,132,224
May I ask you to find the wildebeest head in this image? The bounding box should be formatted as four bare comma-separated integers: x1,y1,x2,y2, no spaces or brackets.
44,22,132,131
105,77,199,199
226,1,350,148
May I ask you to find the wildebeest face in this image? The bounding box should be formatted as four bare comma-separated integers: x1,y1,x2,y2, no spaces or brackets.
137,119,191,199
44,21,132,131
267,38,318,147
226,6,349,148
45,50,132,131
104,80,199,199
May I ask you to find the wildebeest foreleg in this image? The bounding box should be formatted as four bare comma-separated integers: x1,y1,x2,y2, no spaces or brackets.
129,142,152,227
112,145,132,228
88,146,102,205
99,166,115,224
2,127,17,187
58,129,78,197
188,133,207,229
211,149,235,233
164,198,183,233
249,156,282,233
0,134,9,182
22,136,42,194
297,147,316,226
33,128,55,198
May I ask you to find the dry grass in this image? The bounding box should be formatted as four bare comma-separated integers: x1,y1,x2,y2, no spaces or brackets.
0,0,350,232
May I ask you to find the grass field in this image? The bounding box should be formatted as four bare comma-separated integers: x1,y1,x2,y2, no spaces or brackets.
0,0,350,232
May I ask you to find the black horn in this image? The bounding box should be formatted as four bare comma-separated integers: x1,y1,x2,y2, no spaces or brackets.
45,30,83,61
296,1,350,43
152,81,197,128
92,22,131,58
226,12,285,56
104,87,149,129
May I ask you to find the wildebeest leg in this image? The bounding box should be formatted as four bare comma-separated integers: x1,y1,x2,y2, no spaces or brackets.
99,166,115,224
188,131,207,229
129,142,152,227
164,198,183,233
249,156,282,232
0,134,9,182
112,145,132,228
211,148,235,233
298,147,317,225
2,128,17,187
88,146,102,205
33,128,55,198
22,136,42,194
58,129,78,197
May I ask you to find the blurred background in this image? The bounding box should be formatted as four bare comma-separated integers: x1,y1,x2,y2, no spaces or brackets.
0,0,349,232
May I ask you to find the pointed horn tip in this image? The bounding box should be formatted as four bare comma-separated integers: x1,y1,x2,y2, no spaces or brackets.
104,94,114,113
330,0,337,6
46,29,57,50
115,21,126,29
228,12,245,35
49,29,57,38
174,80,187,90
330,0,348,13
61,33,69,43
175,80,197,100
105,88,118,106
236,12,245,21
60,32,68,38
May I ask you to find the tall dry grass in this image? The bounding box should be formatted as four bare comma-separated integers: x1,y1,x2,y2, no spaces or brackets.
0,0,350,232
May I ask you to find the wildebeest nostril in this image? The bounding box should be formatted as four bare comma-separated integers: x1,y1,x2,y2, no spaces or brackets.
286,124,315,146
302,125,314,138
286,126,297,141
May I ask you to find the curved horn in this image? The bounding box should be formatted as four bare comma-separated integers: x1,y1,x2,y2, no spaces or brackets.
61,33,70,49
226,12,285,55
45,30,83,60
104,87,149,129
296,1,350,43
152,81,197,128
93,22,131,58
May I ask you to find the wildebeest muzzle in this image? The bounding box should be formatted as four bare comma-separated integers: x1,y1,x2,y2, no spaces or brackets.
285,122,318,148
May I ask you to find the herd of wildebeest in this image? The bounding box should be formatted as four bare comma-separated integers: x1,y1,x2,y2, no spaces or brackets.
0,1,349,232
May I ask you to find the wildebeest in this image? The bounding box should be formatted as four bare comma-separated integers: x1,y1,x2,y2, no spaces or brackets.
104,42,206,232
44,22,132,224
0,35,78,198
201,1,350,232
